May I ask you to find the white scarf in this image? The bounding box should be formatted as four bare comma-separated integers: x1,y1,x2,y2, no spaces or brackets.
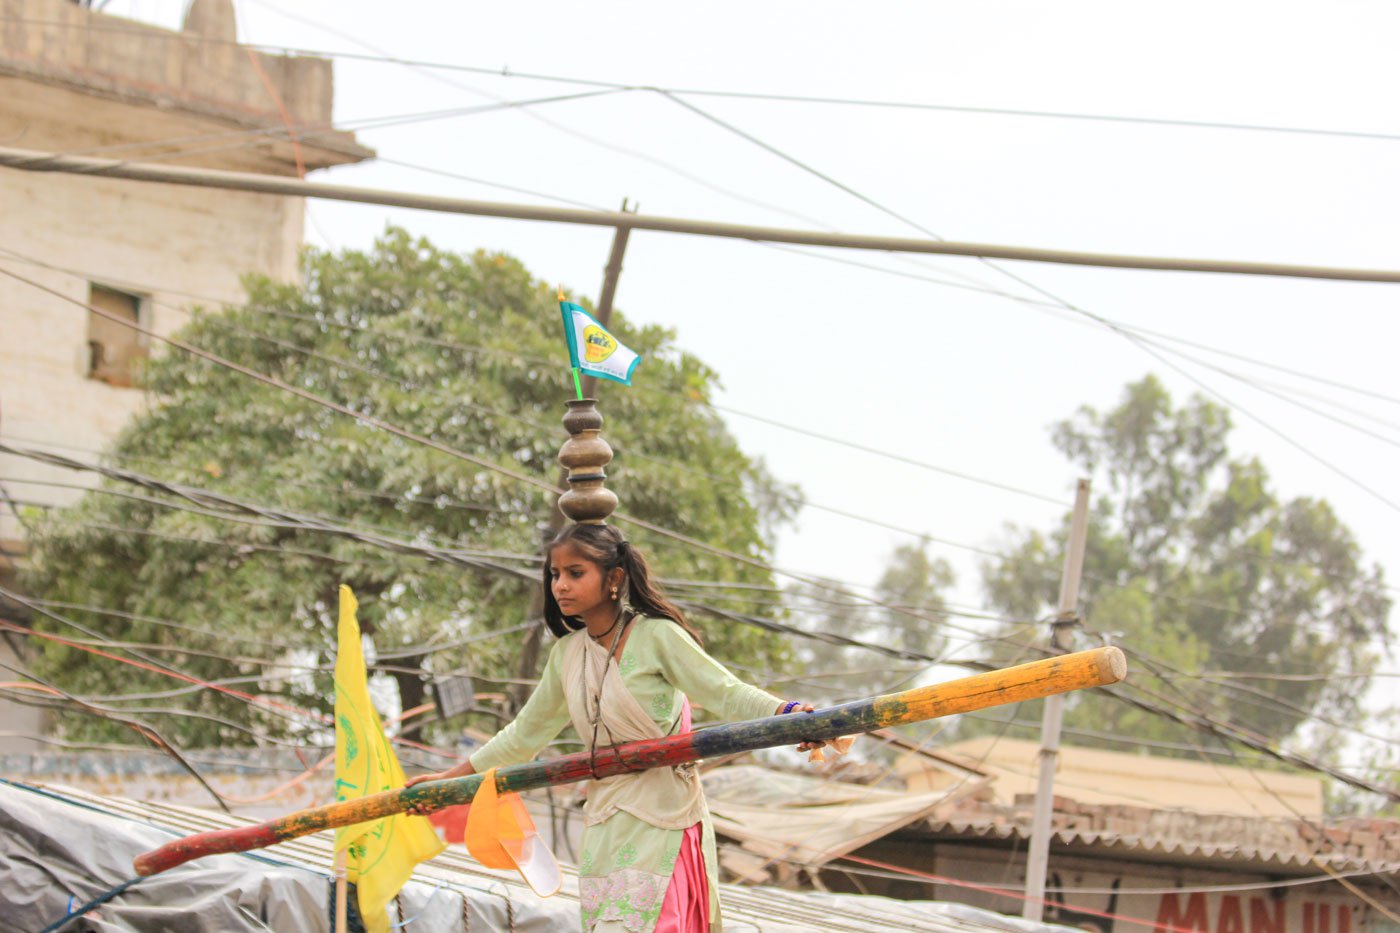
560,624,707,830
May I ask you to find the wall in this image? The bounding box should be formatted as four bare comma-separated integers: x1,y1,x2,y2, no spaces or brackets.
0,77,304,536
0,0,367,753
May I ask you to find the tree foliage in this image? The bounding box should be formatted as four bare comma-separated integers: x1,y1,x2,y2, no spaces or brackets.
875,541,954,661
22,230,793,747
978,376,1392,755
785,540,952,704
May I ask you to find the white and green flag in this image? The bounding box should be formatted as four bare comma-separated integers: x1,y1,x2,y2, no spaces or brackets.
559,299,642,394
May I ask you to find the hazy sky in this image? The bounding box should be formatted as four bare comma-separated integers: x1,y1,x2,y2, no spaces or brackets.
99,2,1400,656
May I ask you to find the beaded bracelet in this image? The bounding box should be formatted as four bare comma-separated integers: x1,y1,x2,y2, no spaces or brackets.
781,700,801,715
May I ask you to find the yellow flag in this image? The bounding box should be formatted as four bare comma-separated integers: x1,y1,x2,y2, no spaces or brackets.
333,585,445,933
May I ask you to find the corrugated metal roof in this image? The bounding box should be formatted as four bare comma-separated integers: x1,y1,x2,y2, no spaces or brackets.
924,738,1325,819
3,780,1080,933
920,816,1400,876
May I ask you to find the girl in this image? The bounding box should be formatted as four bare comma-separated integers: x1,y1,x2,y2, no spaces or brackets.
406,522,820,932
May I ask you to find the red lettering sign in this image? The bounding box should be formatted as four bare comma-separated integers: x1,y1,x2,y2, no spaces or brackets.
1156,893,1210,932
1216,895,1244,933
1249,897,1285,933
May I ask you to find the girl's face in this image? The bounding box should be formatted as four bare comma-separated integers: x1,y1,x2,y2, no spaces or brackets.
549,542,610,617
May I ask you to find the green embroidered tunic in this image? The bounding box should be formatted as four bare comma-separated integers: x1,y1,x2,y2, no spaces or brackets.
470,617,780,932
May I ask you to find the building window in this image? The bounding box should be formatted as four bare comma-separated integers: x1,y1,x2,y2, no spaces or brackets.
86,284,147,387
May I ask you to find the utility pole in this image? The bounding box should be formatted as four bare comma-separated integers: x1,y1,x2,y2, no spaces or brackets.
509,200,636,710
580,200,635,400
1021,477,1091,922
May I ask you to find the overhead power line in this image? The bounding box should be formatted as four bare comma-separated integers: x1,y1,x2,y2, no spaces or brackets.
0,658,234,811
1063,294,1400,514
0,596,460,768
1094,667,1399,803
1,587,537,683
190,314,1052,553
1120,320,1400,408
0,443,536,582
764,244,1400,494
1121,647,1396,750
653,91,1400,514
0,442,1025,659
3,240,1392,511
6,464,1036,660
0,427,1388,641
0,245,1079,528
7,244,1390,618
6,475,1018,634
0,478,538,564
711,402,1068,507
12,444,1392,798
60,91,627,163
649,86,1400,516
6,14,1400,144
662,87,1400,144
3,146,1398,283
15,80,1400,514
15,546,1394,803
17,13,1400,498
241,0,839,231
20,235,1395,538
198,299,1071,511
257,0,1059,303
6,270,1394,800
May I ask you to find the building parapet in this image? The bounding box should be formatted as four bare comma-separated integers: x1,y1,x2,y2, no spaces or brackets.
0,0,372,171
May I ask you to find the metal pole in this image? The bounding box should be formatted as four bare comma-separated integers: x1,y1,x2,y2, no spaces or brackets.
3,146,1398,282
1022,478,1092,921
136,646,1128,875
510,200,634,709
580,199,635,399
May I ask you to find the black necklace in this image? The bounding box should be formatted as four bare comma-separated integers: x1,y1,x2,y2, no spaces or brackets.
588,609,626,642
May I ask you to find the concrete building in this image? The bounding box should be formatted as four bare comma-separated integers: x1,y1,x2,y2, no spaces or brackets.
0,0,371,751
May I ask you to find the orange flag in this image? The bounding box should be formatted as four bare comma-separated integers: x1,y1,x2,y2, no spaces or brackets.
465,768,562,896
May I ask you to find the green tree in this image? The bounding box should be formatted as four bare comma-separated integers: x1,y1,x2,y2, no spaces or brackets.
783,576,879,704
978,376,1391,753
782,540,951,704
22,229,793,747
874,540,953,662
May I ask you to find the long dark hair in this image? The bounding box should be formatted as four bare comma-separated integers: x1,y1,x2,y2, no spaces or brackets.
542,523,701,644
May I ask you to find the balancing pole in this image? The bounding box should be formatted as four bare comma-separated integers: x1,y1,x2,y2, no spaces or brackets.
136,377,1127,879
134,646,1125,876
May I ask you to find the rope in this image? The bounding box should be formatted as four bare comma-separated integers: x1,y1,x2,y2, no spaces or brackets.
390,882,450,928
38,877,144,933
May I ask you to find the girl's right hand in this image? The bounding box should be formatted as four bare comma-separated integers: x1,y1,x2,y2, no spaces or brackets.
776,701,827,752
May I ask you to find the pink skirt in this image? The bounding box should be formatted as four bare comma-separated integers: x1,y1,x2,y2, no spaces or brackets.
652,822,710,933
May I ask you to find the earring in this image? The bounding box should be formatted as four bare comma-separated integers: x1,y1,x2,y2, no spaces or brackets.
610,586,619,600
